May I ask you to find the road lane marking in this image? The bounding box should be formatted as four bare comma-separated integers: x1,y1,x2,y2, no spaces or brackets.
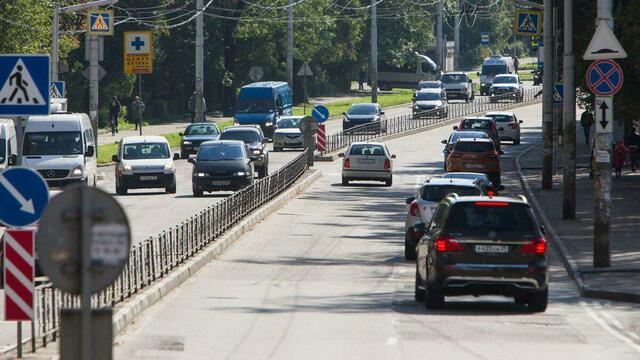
387,337,398,346
581,301,640,353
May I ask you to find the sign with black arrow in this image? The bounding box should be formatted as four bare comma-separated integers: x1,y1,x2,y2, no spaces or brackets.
595,96,613,134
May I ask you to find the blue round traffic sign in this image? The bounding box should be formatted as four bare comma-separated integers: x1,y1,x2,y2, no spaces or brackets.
586,59,624,96
0,167,49,227
311,105,330,123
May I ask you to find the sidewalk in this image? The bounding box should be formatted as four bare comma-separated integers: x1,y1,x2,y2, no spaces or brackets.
518,129,640,302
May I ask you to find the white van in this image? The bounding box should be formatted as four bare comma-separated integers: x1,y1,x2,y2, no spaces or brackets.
0,119,17,170
478,55,515,96
22,112,97,187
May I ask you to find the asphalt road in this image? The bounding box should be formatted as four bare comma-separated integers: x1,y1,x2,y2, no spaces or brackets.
113,103,640,359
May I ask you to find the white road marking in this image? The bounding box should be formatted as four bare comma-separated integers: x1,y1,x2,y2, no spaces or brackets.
581,301,640,353
386,337,398,346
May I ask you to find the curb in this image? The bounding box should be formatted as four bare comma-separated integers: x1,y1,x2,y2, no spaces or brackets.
514,144,640,304
111,169,322,335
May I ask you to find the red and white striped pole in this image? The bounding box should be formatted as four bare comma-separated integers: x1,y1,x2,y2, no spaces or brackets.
316,124,326,154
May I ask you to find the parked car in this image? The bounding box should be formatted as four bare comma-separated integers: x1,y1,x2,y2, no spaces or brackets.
273,116,304,151
445,138,503,186
179,123,221,158
220,126,269,178
415,80,446,100
342,103,385,132
455,116,501,151
403,177,486,260
339,142,395,186
412,89,447,118
489,74,524,103
441,172,504,194
0,119,17,170
414,194,549,312
441,72,474,102
441,131,490,170
113,136,179,195
189,140,255,196
485,111,523,144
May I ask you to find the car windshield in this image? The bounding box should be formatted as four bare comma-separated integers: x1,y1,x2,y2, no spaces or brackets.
461,119,493,130
220,130,262,143
486,114,514,123
441,74,467,83
23,131,83,156
185,124,219,136
421,185,481,202
418,82,440,89
348,104,377,115
454,142,495,153
276,118,301,129
446,202,535,232
198,144,245,161
236,99,273,113
349,144,386,156
481,64,507,76
0,139,5,163
415,92,441,101
493,76,518,84
123,142,170,160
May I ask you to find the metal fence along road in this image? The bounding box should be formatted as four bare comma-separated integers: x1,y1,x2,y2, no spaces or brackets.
326,87,541,153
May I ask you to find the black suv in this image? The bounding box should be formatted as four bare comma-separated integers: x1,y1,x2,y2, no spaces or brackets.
414,195,548,312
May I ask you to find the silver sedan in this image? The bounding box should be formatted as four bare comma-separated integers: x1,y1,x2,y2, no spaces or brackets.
273,116,304,151
339,141,395,186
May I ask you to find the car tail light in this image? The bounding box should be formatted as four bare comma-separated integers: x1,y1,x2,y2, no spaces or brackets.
489,151,499,158
384,159,391,169
435,235,464,252
409,201,420,217
487,190,496,196
474,201,509,206
521,236,547,254
510,123,519,129
343,159,351,168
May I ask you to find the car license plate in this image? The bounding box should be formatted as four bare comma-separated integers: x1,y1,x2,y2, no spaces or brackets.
475,245,509,254
139,176,157,181
465,163,483,169
357,159,375,164
212,180,230,186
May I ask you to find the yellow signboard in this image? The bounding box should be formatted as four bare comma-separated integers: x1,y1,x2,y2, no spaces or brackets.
86,9,113,36
514,9,542,37
124,32,153,74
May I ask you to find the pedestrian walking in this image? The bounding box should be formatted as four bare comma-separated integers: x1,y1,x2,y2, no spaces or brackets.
514,56,520,74
188,92,207,123
580,110,594,145
613,139,629,178
130,96,145,130
358,67,366,91
109,96,121,136
624,127,640,171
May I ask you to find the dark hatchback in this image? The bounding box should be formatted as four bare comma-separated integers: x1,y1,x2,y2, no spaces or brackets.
179,123,221,158
414,195,548,312
220,126,269,178
189,140,254,196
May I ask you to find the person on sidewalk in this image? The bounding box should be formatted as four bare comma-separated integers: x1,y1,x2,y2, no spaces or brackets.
514,56,520,74
188,92,207,123
130,96,145,130
358,67,366,91
580,110,594,145
613,139,629,179
109,96,121,136
624,127,640,172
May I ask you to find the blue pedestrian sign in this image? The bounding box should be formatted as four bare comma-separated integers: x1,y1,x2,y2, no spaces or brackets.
515,9,542,36
50,81,65,98
553,83,563,105
0,167,49,228
0,55,50,116
311,105,330,123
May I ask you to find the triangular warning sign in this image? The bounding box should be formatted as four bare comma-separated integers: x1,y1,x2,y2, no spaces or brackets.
584,20,627,60
92,14,109,31
50,83,62,98
519,15,537,32
0,59,46,105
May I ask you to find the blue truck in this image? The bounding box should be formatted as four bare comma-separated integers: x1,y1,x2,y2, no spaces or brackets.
234,82,292,138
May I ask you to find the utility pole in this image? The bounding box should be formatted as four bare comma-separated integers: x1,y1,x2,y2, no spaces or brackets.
542,0,554,189
454,0,460,70
195,0,205,123
562,0,576,219
436,0,443,70
370,0,378,103
287,0,294,90
88,35,99,158
52,8,59,81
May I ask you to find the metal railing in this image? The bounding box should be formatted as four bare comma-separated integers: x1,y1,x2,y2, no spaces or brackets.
326,87,541,153
13,148,312,355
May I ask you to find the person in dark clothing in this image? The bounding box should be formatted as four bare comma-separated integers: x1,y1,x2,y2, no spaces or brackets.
130,96,145,130
580,110,594,145
109,97,121,136
514,56,520,73
624,127,640,172
358,68,366,91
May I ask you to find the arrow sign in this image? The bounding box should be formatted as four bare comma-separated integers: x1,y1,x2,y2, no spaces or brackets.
0,167,49,228
595,96,613,134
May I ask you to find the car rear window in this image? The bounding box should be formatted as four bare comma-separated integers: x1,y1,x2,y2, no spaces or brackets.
487,115,514,123
461,119,492,129
445,202,535,232
453,142,494,153
349,144,386,156
421,185,481,202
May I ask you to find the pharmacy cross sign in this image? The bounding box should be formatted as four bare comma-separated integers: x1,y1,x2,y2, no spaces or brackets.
131,37,145,51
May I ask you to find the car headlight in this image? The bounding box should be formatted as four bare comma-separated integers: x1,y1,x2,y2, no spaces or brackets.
234,171,249,176
252,149,261,155
164,163,175,173
71,165,83,177
265,120,273,126
183,141,192,145
196,172,206,177
120,164,133,175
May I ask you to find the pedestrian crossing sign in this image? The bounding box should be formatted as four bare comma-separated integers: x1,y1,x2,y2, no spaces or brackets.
0,55,50,116
515,9,542,36
50,81,65,99
87,9,113,36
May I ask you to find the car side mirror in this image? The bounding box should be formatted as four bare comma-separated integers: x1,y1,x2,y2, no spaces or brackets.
8,154,17,166
262,138,268,144
413,223,426,233
405,197,415,205
173,153,180,160
391,154,396,159
441,139,447,144
453,126,459,130
468,79,473,83
380,111,385,115
476,71,480,76
519,120,523,124
179,132,184,136
188,157,196,165
338,153,345,157
249,156,257,162
499,150,505,155
85,145,95,157
342,112,346,116
112,155,119,163
540,225,546,235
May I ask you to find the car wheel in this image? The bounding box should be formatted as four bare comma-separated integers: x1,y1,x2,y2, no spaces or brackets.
193,187,203,197
342,177,349,186
405,234,416,261
385,176,393,187
166,182,177,194
425,279,445,310
527,289,548,312
415,265,425,302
